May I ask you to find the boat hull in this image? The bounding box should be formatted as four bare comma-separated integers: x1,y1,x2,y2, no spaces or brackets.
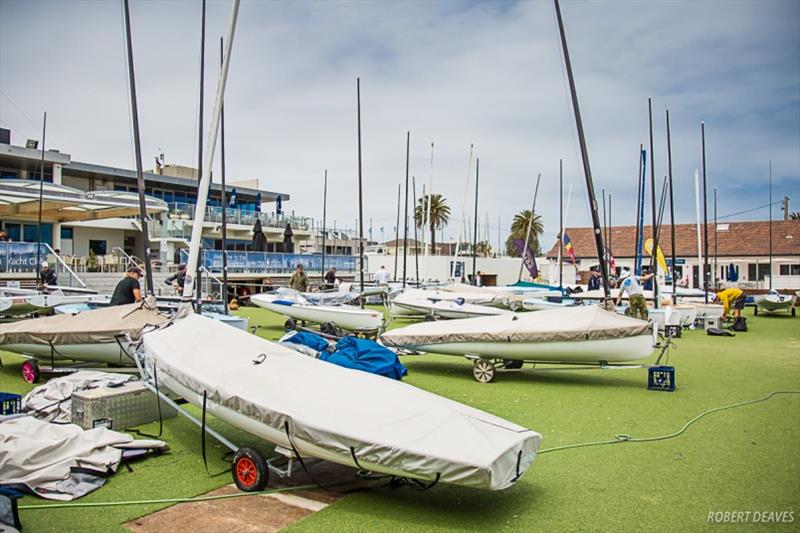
754,294,796,313
251,294,383,331
2,342,134,366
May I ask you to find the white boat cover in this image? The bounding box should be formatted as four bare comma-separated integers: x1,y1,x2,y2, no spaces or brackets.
381,306,651,347
0,300,168,347
0,416,166,500
391,292,512,318
142,314,540,490
22,371,135,423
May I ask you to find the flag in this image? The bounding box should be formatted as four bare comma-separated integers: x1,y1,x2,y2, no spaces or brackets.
514,239,539,278
563,233,577,264
275,194,282,215
604,246,617,271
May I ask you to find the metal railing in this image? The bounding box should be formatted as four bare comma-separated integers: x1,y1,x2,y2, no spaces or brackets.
181,249,356,274
111,246,144,271
0,241,87,288
167,202,311,230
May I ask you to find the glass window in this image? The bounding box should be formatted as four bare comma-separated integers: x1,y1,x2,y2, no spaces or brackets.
4,223,21,241
747,263,768,281
60,227,74,240
779,264,800,276
89,240,107,255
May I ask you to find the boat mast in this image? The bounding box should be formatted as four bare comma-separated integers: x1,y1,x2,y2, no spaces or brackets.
666,109,677,303
714,187,718,289
517,173,541,282
394,183,400,279
179,0,240,313
356,79,365,307
321,169,327,284
602,187,607,271
218,36,229,313
472,158,479,284
34,112,47,286
453,144,474,276
427,141,434,257
553,0,609,297
402,131,410,289
558,158,563,287
122,1,154,295
634,145,643,270
607,192,612,272
412,176,420,284
694,169,703,291
648,97,659,308
194,0,206,310
702,122,709,303
768,160,772,291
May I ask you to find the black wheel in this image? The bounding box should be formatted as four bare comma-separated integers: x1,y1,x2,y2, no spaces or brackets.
423,314,437,322
753,306,758,316
472,359,496,383
320,322,343,337
284,318,297,331
232,447,269,492
21,360,40,384
503,360,523,370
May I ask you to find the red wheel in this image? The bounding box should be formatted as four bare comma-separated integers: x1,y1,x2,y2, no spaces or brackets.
21,360,40,384
232,447,268,492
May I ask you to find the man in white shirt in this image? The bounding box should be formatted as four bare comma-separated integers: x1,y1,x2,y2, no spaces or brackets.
615,268,653,320
374,265,390,285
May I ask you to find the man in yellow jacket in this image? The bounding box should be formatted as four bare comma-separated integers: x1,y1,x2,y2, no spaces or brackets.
715,287,745,320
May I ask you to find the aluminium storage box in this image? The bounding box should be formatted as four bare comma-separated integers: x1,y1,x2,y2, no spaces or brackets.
71,381,176,430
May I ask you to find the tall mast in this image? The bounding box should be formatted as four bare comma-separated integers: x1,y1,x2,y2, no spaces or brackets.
694,169,703,291
412,176,420,284
218,36,229,313
666,109,677,303
356,78,365,307
768,160,773,291
195,0,206,309
554,0,609,297
179,0,240,312
648,97,659,308
558,158,563,287
634,145,643,268
426,141,434,257
454,144,474,270
702,122,709,303
402,131,410,288
34,112,47,286
122,1,154,295
321,169,327,283
714,186,718,290
608,192,612,272
472,158,480,284
602,187,607,272
394,184,400,279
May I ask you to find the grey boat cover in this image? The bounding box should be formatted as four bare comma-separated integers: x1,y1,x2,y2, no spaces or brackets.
22,371,135,423
0,299,168,346
0,416,165,500
381,305,651,347
142,314,541,490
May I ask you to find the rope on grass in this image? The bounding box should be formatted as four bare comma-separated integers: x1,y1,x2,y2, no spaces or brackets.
18,483,320,510
538,390,800,455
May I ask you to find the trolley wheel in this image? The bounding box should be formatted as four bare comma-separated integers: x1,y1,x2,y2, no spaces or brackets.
284,318,297,331
232,447,269,492
753,306,758,316
21,360,40,384
320,322,343,337
423,314,437,322
503,359,523,370
472,359,496,383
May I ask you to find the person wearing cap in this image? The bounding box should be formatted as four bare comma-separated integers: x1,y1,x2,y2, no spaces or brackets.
616,268,653,320
39,261,58,287
164,264,187,293
289,263,309,292
110,266,143,306
714,287,745,320
587,266,602,291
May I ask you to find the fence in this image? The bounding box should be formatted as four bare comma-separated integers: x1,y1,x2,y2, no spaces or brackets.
180,249,355,274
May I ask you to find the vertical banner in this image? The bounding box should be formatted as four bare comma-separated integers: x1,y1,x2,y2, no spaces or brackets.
513,239,539,279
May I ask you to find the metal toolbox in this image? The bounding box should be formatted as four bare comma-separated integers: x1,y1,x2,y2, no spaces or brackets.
71,381,177,430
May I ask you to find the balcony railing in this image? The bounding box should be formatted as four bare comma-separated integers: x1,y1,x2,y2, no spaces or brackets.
180,249,355,274
167,203,311,231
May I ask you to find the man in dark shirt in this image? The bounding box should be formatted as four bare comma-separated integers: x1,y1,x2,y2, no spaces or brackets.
587,267,602,291
39,261,58,287
164,264,187,293
110,267,143,306
323,266,337,290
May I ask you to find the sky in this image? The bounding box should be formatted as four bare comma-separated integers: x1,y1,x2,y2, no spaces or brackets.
1,0,798,251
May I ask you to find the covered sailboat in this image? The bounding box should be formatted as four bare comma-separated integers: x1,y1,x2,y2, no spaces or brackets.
251,290,384,332
389,291,513,320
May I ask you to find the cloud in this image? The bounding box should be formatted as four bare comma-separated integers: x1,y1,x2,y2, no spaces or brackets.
1,0,798,252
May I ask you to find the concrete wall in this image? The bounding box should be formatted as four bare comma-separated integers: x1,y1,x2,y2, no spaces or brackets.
364,254,532,285
67,226,127,257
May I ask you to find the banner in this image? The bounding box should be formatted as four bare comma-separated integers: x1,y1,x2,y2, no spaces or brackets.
513,239,538,279
180,249,356,274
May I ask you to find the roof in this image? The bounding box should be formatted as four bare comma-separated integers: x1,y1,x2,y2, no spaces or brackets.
65,161,289,202
0,179,166,222
546,220,800,259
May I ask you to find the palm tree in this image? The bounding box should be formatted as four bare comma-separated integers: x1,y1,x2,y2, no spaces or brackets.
506,209,543,257
790,212,800,221
415,194,450,255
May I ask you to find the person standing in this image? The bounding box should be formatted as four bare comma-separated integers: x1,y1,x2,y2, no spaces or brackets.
289,263,309,292
164,264,187,293
39,261,58,287
587,267,602,291
323,266,337,290
373,265,390,285
616,268,654,320
110,266,143,306
715,287,745,320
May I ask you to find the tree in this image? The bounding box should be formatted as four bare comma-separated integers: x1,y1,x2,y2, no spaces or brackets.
415,194,450,255
505,210,543,257
790,212,800,221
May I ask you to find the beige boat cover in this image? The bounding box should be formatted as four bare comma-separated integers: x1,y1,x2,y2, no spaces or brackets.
381,305,651,347
0,300,168,346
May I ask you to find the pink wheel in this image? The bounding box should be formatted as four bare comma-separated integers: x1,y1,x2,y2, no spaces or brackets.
21,360,40,384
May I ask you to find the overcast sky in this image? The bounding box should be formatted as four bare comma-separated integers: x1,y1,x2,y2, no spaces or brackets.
1,0,798,250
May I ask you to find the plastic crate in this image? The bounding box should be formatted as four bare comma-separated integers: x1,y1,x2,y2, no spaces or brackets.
0,392,22,415
648,366,676,392
664,324,682,338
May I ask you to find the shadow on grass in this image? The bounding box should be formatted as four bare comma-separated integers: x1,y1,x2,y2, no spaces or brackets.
406,359,646,389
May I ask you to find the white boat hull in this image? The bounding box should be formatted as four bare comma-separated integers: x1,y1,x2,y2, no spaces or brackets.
754,293,796,313
251,294,383,331
2,342,134,366
391,295,512,319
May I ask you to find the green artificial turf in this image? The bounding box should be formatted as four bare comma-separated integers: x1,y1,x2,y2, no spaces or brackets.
2,306,798,532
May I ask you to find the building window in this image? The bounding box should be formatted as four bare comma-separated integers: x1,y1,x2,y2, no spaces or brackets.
89,240,107,255
747,263,769,281
779,264,800,276
22,223,52,246
60,227,74,240
4,223,21,241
